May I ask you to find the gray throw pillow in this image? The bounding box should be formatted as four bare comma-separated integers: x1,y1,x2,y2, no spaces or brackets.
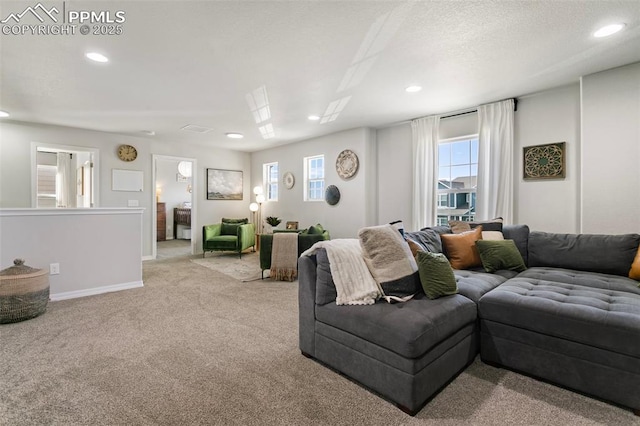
416,251,458,299
405,230,443,253
475,239,527,273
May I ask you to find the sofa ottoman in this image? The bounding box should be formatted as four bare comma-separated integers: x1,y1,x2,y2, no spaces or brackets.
479,268,640,412
300,248,479,414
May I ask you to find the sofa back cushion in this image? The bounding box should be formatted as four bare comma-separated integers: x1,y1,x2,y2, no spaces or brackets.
502,224,530,265
528,231,640,277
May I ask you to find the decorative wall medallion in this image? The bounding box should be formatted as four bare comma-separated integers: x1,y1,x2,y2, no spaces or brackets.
283,171,295,189
336,149,359,180
325,185,341,206
523,142,566,180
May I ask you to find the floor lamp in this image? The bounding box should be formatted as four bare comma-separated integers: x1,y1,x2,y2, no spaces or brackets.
252,186,265,234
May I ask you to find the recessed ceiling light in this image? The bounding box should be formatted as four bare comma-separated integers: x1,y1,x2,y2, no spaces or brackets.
405,85,422,93
0,110,9,118
226,132,244,139
86,52,109,63
307,115,321,121
594,23,625,38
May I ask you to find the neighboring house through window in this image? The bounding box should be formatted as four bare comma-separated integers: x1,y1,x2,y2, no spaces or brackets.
264,162,278,201
304,155,324,201
437,136,478,225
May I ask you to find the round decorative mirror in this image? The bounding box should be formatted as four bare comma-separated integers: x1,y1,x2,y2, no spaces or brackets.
177,161,192,178
325,185,340,206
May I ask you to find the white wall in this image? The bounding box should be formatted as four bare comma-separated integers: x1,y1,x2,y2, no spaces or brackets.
376,123,413,225
0,208,143,300
250,127,376,238
581,62,640,234
514,84,581,232
0,121,250,256
376,64,638,235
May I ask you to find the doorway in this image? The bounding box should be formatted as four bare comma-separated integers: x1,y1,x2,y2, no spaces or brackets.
152,155,197,259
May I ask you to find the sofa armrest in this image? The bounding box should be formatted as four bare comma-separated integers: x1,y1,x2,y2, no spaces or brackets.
260,234,273,271
298,233,328,254
202,224,222,241
298,255,318,356
238,223,256,251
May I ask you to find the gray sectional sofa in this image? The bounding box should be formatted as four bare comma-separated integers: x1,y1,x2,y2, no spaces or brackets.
298,225,640,415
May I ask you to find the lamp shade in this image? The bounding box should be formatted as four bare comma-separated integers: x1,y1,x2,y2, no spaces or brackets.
249,202,259,212
256,194,265,204
253,186,264,195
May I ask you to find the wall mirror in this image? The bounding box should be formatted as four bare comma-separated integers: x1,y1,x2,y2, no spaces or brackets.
32,143,99,208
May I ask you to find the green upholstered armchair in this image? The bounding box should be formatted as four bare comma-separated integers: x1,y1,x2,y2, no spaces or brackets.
259,225,330,277
202,218,256,258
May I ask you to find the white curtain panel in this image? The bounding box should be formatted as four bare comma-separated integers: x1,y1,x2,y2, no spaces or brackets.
56,152,72,208
476,99,515,223
411,115,440,231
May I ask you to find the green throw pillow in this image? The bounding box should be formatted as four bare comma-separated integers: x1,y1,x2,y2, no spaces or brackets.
221,223,240,236
307,225,323,235
416,251,458,300
475,239,527,273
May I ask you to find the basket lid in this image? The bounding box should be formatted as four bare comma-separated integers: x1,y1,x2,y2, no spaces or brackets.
0,259,45,276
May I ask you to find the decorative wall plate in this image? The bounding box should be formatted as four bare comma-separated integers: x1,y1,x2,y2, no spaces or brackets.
283,171,295,189
523,142,566,180
325,185,340,206
336,149,359,180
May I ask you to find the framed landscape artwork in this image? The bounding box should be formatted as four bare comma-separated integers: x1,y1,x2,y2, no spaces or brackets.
206,168,243,200
523,142,566,180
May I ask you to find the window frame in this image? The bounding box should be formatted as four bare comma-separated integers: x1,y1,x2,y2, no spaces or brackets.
263,162,278,201
303,154,325,202
437,135,478,224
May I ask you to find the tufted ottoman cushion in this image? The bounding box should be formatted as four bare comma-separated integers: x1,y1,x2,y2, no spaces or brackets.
479,268,640,358
316,293,477,360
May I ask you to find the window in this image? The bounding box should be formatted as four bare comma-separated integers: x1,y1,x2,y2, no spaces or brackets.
437,137,478,225
264,162,278,201
37,164,57,208
304,155,324,201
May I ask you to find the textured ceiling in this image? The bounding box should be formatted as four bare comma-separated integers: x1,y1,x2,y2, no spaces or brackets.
1,1,639,151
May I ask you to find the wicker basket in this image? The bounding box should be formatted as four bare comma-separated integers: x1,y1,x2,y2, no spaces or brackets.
0,259,49,324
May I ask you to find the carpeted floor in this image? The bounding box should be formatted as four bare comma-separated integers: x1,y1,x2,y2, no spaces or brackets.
192,251,269,281
1,255,638,425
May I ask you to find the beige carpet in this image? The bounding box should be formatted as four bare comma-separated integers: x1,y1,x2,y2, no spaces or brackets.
191,250,271,281
1,255,638,425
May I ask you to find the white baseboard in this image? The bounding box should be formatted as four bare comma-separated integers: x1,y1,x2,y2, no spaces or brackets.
50,281,144,301
142,255,154,261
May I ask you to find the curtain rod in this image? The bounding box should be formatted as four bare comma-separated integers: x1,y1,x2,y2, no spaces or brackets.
396,98,518,126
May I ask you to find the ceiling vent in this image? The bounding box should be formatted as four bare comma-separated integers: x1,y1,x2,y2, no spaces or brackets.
181,124,213,133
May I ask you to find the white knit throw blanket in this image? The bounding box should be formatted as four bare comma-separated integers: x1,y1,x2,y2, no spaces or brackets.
270,233,298,281
302,239,381,305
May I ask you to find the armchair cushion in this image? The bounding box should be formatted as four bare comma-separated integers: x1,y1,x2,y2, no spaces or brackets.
221,222,241,236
